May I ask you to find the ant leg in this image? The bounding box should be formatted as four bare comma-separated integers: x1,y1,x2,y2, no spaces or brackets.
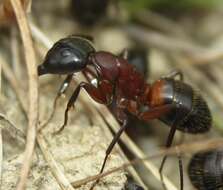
137,104,183,189
159,112,185,190
159,155,184,190
54,81,113,134
161,70,183,81
57,74,74,95
83,67,97,82
178,152,183,190
159,122,177,190
39,74,73,130
138,104,175,121
177,133,185,190
90,115,128,190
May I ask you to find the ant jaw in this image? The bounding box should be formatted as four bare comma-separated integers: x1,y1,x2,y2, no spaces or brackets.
38,65,48,76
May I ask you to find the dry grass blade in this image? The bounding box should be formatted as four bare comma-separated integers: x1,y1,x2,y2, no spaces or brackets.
9,0,38,190
190,49,223,64
0,54,28,118
10,27,23,80
133,11,223,65
0,0,31,25
71,138,223,188
134,11,189,39
0,128,2,187
0,113,26,143
29,22,53,48
0,57,1,93
123,25,205,55
123,24,223,65
37,133,75,190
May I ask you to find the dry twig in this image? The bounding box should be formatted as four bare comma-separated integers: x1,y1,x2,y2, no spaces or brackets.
9,0,38,190
0,128,2,187
0,55,1,93
0,0,31,25
37,133,75,190
10,27,23,80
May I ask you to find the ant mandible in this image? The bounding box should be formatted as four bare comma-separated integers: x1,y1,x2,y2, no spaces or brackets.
38,35,212,190
188,148,223,190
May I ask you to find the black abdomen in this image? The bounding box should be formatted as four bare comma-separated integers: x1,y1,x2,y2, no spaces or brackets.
188,149,223,190
160,80,212,133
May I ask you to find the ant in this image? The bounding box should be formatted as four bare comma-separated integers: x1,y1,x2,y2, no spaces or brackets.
38,35,212,190
188,149,223,190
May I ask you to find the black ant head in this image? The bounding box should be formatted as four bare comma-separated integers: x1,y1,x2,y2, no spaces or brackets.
38,36,95,75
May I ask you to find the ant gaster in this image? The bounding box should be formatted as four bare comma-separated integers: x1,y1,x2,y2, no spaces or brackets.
188,149,223,190
38,35,212,190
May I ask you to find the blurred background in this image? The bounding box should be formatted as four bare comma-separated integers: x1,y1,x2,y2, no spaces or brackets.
1,0,223,189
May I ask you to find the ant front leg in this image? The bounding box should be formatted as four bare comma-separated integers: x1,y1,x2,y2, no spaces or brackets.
54,80,113,134
90,108,128,190
161,70,184,81
53,74,74,110
39,74,73,130
83,67,97,82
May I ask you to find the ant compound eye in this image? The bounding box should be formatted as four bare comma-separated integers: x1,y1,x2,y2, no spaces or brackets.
59,47,81,63
61,49,72,57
